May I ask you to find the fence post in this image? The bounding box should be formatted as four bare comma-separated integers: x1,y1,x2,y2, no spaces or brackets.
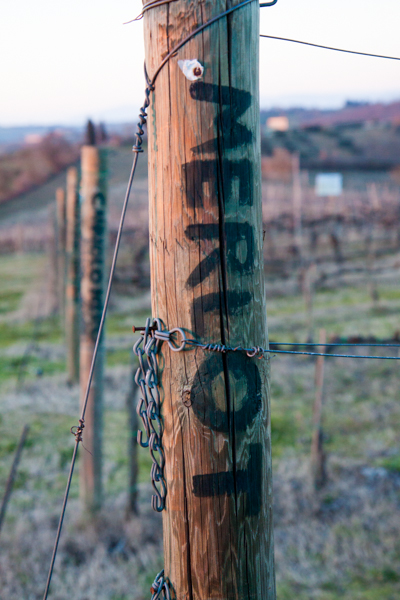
56,187,66,320
79,140,107,513
143,1,275,598
311,328,327,489
292,152,303,260
65,167,81,385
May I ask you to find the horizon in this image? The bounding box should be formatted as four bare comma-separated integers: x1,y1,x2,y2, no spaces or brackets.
3,95,400,131
1,0,400,128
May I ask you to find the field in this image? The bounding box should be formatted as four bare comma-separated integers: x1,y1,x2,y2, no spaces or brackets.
0,148,400,599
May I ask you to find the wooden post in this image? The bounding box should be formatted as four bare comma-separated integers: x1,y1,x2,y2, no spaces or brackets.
0,425,30,536
299,262,317,342
79,143,107,513
48,206,59,315
311,329,327,489
126,364,139,517
56,187,66,320
65,167,81,385
143,2,275,598
292,153,303,260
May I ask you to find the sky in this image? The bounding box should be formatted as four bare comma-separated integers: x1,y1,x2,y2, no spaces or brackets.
1,0,400,126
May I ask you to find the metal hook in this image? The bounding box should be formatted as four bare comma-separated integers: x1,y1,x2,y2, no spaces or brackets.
260,0,278,6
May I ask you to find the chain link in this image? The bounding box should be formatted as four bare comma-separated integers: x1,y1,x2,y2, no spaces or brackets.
150,570,171,600
133,318,187,512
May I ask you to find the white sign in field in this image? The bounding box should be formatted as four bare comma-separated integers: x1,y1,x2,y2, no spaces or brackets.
315,173,343,197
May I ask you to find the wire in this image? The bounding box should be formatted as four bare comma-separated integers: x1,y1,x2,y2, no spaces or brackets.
260,34,400,61
270,342,400,348
42,152,140,600
185,339,400,360
127,0,278,23
269,349,400,360
186,340,400,360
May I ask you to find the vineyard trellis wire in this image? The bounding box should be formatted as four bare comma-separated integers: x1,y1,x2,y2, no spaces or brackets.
41,0,400,598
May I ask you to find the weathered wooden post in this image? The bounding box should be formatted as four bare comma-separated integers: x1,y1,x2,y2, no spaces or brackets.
311,328,327,489
65,167,81,384
143,1,275,598
56,187,66,320
79,136,107,513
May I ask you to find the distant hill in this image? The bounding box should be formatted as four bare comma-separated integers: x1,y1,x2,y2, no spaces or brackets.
0,125,83,151
261,99,400,130
261,100,400,171
0,134,79,205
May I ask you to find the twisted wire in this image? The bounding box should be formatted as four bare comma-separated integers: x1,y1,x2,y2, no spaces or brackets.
185,339,400,361
270,342,400,349
133,83,154,153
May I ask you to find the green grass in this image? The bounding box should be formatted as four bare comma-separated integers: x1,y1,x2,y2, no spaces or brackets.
0,290,23,314
1,242,400,598
376,454,400,473
267,284,400,341
270,411,298,458
106,347,135,368
0,315,62,349
0,354,65,385
277,576,400,600
106,308,151,337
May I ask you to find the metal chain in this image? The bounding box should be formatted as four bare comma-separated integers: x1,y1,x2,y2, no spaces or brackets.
150,570,171,600
133,318,186,512
133,319,400,512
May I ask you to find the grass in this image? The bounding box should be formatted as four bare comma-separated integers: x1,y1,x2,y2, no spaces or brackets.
267,284,400,341
1,240,400,598
0,290,23,314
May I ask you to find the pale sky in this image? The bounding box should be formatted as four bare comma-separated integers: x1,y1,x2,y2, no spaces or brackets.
1,0,399,126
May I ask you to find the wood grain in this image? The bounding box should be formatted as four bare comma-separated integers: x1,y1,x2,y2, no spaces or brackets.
143,1,275,598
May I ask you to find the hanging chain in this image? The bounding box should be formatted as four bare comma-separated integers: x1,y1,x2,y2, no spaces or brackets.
150,570,172,600
133,318,186,512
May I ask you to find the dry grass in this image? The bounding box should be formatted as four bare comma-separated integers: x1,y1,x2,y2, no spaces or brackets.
1,158,400,598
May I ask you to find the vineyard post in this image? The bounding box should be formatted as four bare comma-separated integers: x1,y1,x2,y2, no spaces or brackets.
311,328,327,489
56,187,66,321
292,152,303,260
143,1,275,598
79,142,107,513
65,166,81,384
